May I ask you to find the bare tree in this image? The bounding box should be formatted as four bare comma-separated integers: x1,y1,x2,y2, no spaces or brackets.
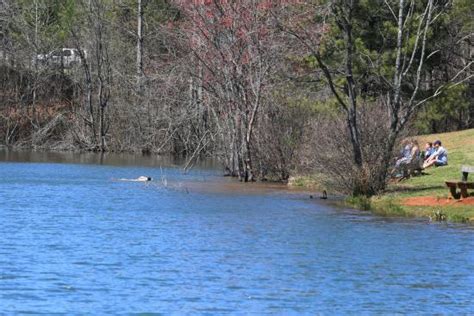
136,0,144,95
281,0,472,194
175,0,286,181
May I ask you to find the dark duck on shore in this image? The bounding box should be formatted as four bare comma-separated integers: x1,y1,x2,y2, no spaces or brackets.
320,190,328,199
310,190,328,200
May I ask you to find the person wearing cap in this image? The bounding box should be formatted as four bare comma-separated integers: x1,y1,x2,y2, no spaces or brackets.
423,140,448,169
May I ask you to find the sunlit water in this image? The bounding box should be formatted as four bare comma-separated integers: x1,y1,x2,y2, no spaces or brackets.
1,151,473,314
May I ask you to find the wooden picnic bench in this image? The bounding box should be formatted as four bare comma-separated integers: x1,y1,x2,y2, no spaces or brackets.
445,166,474,199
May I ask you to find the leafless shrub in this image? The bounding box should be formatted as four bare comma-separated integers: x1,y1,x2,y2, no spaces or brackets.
300,102,398,195
253,102,311,181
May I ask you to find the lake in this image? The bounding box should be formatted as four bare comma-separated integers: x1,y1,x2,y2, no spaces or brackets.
1,150,473,314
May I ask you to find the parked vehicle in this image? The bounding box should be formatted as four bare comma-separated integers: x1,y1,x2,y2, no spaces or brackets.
36,48,86,68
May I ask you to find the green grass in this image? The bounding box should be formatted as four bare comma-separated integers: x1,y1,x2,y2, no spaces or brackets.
288,174,327,191
292,128,474,223
373,128,474,223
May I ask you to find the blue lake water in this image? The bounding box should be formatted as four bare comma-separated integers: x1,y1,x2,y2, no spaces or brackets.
0,151,473,314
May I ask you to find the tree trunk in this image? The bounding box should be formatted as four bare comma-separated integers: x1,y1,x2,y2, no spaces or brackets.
342,4,363,168
137,0,150,129
136,0,144,96
99,103,106,151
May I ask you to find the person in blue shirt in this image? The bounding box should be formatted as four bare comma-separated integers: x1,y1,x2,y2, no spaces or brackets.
423,140,448,169
423,142,435,161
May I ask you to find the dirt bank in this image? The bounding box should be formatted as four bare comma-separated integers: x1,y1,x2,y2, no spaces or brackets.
402,196,474,206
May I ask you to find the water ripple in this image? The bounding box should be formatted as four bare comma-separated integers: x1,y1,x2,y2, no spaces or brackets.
0,160,473,314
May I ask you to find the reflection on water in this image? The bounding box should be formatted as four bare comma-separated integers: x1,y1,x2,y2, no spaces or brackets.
0,150,473,314
0,149,220,170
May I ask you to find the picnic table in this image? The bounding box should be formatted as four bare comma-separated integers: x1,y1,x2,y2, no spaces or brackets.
445,165,474,199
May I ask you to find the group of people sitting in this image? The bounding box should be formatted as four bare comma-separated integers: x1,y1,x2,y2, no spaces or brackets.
392,139,448,178
422,140,448,168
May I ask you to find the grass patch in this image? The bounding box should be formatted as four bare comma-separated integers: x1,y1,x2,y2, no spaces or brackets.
288,174,327,191
348,129,474,223
294,129,474,224
386,128,474,198
376,128,474,223
346,195,372,210
371,197,410,217
448,213,470,223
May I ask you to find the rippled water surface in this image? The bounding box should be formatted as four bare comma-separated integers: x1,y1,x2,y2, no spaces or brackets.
1,151,473,314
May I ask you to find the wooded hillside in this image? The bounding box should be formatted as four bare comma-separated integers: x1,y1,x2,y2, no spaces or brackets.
0,0,472,194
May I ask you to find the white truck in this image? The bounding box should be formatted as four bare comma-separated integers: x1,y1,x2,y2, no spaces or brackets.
36,48,86,68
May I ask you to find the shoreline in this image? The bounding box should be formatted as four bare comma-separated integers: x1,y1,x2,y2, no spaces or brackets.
290,129,474,224
3,133,473,224
289,175,474,224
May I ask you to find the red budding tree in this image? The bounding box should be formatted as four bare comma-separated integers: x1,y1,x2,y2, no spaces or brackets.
174,0,296,181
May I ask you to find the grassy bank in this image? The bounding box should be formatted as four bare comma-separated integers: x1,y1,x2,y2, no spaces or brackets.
292,128,474,223
352,128,474,223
